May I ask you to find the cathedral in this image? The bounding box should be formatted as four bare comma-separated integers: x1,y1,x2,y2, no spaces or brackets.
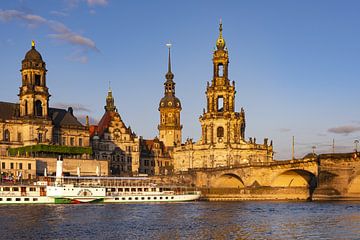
0,41,90,158
172,22,273,172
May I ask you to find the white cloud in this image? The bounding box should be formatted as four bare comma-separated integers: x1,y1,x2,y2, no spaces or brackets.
0,9,98,54
328,125,360,135
86,0,108,6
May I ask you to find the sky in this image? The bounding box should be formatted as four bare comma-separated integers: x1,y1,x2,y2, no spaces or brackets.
0,0,360,159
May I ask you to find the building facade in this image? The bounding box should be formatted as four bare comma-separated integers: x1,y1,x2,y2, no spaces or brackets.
139,137,173,175
173,22,274,172
90,89,140,176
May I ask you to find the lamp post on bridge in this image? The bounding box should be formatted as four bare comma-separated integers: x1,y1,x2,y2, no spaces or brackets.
354,140,359,153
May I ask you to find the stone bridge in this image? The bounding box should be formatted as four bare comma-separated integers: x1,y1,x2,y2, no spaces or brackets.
192,158,318,190
156,153,359,200
182,153,360,200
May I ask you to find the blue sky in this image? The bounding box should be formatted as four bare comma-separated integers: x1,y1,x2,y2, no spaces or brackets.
0,0,360,159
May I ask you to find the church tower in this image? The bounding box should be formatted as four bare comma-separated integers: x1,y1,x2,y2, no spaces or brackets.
158,44,182,147
19,41,50,118
199,21,246,145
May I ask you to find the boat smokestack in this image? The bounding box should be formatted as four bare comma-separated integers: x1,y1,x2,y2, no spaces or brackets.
55,155,63,186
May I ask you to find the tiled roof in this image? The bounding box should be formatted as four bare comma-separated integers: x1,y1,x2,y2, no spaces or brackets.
0,101,18,120
49,108,84,127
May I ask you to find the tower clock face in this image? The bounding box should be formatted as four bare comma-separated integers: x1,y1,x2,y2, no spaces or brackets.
168,102,172,106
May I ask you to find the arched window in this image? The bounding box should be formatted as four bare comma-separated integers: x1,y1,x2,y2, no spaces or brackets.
217,97,224,112
4,129,10,142
24,100,28,115
217,126,224,138
35,74,41,86
218,64,224,77
35,100,42,117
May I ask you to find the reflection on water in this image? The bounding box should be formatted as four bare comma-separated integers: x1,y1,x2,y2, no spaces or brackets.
1,201,360,239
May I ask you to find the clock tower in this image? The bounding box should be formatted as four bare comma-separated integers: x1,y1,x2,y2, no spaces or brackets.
158,45,182,147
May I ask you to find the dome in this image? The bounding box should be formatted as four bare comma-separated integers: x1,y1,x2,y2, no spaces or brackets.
24,47,43,62
159,95,181,109
23,41,43,62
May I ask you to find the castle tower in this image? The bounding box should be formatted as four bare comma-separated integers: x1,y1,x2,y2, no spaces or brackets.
158,44,182,147
105,87,116,112
199,21,246,145
19,41,50,118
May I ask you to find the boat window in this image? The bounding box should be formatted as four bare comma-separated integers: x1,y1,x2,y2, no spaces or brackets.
151,188,156,192
29,187,36,192
131,188,136,192
111,188,116,192
25,198,29,201
159,188,163,192
115,198,119,200
144,188,148,192
128,197,132,200
122,197,126,200
137,188,142,192
141,197,145,200
4,187,10,191
33,198,38,201
125,188,129,192
118,188,123,192
13,187,19,191
160,197,163,200
166,197,168,199
7,198,11,201
154,197,157,200
135,197,138,200
0,198,2,201
171,197,174,199
16,198,21,201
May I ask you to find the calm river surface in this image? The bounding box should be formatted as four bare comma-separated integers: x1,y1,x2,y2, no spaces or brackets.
0,201,360,239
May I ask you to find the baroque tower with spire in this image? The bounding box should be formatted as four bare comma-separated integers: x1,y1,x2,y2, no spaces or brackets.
158,44,182,147
173,22,273,172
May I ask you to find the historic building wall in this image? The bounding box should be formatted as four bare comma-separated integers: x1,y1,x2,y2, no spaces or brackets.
34,157,109,177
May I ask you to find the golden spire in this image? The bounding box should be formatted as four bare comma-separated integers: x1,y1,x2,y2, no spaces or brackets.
31,40,35,48
216,19,226,50
166,42,172,73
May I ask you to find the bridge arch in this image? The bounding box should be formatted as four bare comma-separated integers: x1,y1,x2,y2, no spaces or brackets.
271,169,317,188
348,173,360,193
211,173,245,188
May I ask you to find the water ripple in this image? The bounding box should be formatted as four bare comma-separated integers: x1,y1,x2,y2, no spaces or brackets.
0,201,360,239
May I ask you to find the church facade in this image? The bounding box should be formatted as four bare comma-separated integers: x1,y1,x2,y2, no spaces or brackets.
173,23,273,172
0,42,90,158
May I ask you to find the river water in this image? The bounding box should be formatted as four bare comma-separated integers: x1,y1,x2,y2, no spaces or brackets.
0,201,359,239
